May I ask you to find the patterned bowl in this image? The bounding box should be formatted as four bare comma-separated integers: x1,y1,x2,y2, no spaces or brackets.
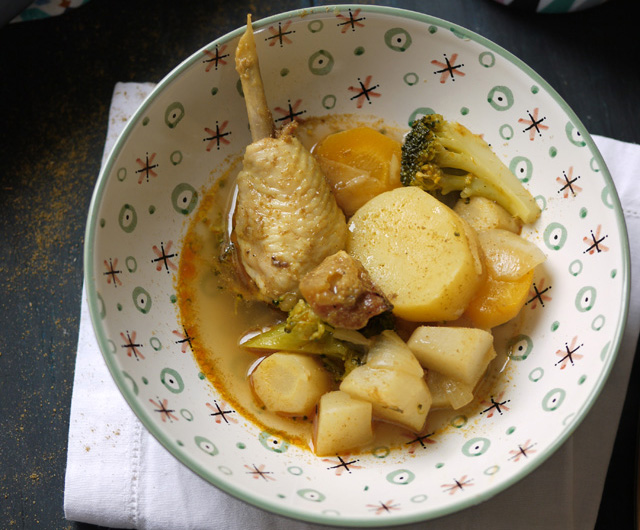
84,5,629,526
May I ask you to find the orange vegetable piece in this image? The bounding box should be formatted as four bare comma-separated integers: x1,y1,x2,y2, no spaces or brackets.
313,126,402,217
464,269,534,329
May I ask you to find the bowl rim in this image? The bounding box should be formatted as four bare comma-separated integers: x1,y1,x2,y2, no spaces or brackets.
83,4,631,526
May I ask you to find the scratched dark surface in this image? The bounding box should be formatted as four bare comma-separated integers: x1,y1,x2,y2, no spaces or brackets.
0,0,638,528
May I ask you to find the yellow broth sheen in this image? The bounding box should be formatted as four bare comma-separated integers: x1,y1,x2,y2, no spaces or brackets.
176,115,512,453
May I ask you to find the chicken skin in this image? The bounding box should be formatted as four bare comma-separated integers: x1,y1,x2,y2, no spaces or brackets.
233,15,347,306
234,126,347,305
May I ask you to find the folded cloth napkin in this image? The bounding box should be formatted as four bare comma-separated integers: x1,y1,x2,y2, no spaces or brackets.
64,82,640,530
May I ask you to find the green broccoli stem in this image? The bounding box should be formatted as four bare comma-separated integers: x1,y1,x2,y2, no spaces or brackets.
241,321,355,359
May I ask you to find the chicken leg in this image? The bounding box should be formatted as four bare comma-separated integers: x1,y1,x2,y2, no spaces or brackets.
233,15,348,308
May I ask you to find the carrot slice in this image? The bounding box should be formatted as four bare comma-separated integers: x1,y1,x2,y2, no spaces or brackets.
314,126,402,217
464,269,534,329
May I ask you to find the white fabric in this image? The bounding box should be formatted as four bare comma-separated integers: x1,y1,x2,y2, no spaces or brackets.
64,82,640,530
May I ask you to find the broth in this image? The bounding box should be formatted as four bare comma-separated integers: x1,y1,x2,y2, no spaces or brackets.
176,115,512,453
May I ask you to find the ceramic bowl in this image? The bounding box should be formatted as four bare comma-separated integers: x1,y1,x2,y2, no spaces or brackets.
84,5,629,526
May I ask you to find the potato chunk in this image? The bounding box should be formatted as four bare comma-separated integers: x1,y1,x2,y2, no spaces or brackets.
454,196,522,233
477,228,546,281
426,370,475,410
362,329,424,377
340,331,431,431
346,186,483,322
313,391,373,456
424,370,451,409
407,326,495,387
250,352,333,415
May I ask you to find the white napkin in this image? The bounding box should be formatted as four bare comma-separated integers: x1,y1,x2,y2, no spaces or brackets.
64,82,640,530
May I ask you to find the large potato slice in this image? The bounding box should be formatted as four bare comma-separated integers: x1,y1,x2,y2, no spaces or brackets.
346,186,483,322
250,352,333,415
407,326,495,387
313,390,373,456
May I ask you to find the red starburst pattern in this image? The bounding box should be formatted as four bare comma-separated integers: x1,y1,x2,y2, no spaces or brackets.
518,108,549,141
366,500,401,515
203,121,231,152
245,463,276,481
583,225,609,254
151,240,178,273
480,391,511,418
348,75,381,109
527,278,552,310
172,328,192,353
267,21,295,46
322,454,364,476
202,44,229,72
120,330,144,360
336,8,366,33
556,166,582,198
103,258,122,287
135,152,159,184
206,400,238,424
555,336,584,370
441,475,474,495
403,431,436,454
273,99,305,124
509,440,537,462
149,398,178,423
431,53,466,83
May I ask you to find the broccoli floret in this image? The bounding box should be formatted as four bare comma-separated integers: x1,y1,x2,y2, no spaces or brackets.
241,299,366,379
284,298,331,341
401,114,541,224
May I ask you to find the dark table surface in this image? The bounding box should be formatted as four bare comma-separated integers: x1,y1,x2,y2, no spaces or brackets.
1,0,638,528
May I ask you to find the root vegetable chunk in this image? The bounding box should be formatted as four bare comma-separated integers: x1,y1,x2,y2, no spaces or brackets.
363,329,424,377
314,126,403,217
477,229,546,281
426,369,475,410
251,352,333,415
314,391,373,456
346,186,483,322
407,326,495,388
424,370,451,409
464,228,544,328
340,331,431,431
454,196,522,233
465,269,534,329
